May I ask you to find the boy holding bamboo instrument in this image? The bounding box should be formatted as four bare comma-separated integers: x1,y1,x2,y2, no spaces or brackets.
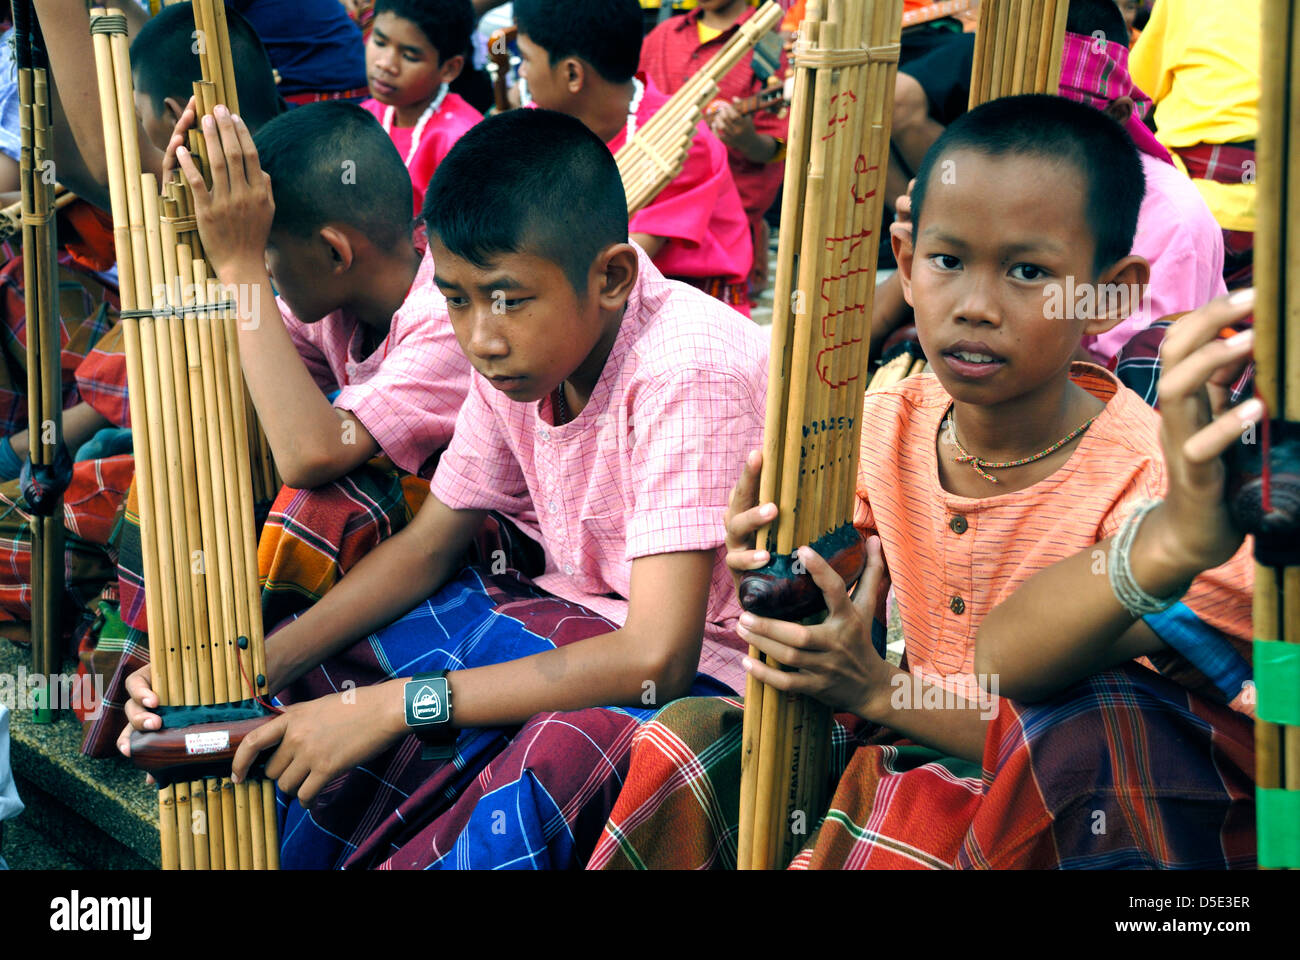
591,94,1258,870
639,0,789,298
515,0,754,315
83,102,479,758
120,107,767,869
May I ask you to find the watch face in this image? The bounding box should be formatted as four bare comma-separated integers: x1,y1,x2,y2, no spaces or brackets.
405,677,449,726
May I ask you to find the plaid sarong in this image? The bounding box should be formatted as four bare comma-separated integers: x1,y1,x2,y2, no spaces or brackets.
73,321,131,429
1114,318,1255,411
588,662,1255,869
258,458,430,631
0,454,134,635
82,464,539,757
277,565,734,869
0,254,118,437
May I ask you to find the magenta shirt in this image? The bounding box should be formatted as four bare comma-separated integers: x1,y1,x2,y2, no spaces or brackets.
607,77,753,287
361,93,483,216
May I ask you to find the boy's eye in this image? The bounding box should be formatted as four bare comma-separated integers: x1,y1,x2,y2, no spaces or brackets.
1009,263,1048,281
403,51,423,62
928,254,961,271
444,295,469,309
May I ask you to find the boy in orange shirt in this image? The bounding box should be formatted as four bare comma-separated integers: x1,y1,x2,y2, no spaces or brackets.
590,94,1258,870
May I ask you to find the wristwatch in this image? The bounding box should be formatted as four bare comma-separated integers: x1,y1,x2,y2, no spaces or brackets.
403,671,457,761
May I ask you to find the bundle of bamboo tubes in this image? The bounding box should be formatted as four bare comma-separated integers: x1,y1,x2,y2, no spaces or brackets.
615,0,784,215
968,0,1069,107
1249,0,1299,871
737,0,902,870
867,340,928,392
90,2,278,870
14,0,64,723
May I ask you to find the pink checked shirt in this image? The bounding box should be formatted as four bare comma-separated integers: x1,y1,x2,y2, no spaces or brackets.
430,246,768,691
279,248,471,478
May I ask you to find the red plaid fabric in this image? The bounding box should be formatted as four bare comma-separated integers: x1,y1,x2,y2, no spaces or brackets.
588,662,1255,870
1177,142,1258,186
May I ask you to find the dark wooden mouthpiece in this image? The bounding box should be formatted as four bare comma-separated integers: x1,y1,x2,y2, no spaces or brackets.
739,524,868,620
1226,418,1300,568
130,707,276,787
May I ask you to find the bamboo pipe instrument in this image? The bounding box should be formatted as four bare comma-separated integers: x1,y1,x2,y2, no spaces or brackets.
0,187,74,243
1236,0,1300,871
615,1,785,215
738,0,902,869
89,1,279,869
15,0,66,722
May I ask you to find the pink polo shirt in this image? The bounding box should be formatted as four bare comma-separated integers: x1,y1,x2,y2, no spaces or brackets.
1083,152,1227,365
607,77,753,289
361,93,483,216
430,245,768,690
279,247,471,478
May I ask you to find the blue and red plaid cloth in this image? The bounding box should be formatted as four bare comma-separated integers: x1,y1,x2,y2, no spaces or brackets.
276,565,733,869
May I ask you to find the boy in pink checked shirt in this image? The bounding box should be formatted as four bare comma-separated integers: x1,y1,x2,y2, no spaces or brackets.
122,108,768,870
108,101,476,683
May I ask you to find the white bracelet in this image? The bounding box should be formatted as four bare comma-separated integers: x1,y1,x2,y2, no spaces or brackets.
1107,498,1191,618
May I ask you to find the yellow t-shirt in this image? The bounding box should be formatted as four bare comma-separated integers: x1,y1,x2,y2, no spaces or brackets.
1129,0,1259,231
698,21,725,43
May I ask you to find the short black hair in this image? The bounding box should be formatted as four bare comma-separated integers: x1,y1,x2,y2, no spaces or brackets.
422,109,629,293
253,102,413,249
513,0,643,85
911,94,1144,275
131,3,283,133
1066,0,1130,46
373,0,475,63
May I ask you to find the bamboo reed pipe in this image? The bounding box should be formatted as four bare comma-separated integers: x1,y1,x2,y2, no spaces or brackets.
210,0,240,116
90,6,178,870
1045,0,1070,94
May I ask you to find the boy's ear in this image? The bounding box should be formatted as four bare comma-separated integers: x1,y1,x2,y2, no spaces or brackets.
1103,96,1135,126
891,223,916,308
162,95,188,128
595,242,638,311
318,226,355,274
438,53,466,85
564,58,585,95
1083,254,1150,336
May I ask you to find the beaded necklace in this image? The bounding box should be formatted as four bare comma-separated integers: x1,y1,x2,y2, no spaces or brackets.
382,83,449,167
624,77,646,141
945,403,1098,483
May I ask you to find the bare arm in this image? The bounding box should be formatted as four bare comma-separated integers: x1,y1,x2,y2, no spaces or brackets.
8,403,111,459
436,549,713,728
229,546,716,803
975,293,1261,702
178,108,382,488
35,0,163,208
630,233,668,260
266,493,486,689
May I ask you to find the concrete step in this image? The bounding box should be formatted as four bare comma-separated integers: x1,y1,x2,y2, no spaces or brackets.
1,639,159,869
